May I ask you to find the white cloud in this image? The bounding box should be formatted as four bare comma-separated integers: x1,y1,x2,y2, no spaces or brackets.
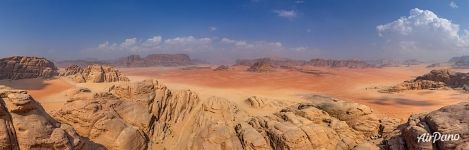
209,26,217,32
274,10,297,19
450,1,458,8
376,8,469,60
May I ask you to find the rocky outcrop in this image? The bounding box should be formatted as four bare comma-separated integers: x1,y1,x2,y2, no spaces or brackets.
0,87,102,149
247,58,275,72
48,79,402,149
0,56,58,80
385,102,469,149
380,80,447,93
59,64,129,83
234,94,400,150
382,69,469,93
213,65,231,71
245,96,266,108
115,54,193,67
53,80,201,149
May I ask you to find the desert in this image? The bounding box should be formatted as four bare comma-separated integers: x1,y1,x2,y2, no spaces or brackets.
2,1,469,149
1,55,469,150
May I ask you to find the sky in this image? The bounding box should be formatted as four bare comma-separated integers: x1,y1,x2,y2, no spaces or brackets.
0,0,468,63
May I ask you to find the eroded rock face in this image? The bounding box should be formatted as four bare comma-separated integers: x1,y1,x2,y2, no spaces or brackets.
50,79,399,149
53,80,201,149
247,58,275,72
382,69,469,93
0,87,102,150
213,65,231,71
0,56,58,80
245,96,266,108
385,102,469,150
60,64,129,83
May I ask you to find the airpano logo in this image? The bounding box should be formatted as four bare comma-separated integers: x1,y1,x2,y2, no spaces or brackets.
417,132,460,143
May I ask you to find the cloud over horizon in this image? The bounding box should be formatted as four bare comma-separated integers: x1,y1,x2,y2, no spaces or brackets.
83,36,319,63
377,8,469,61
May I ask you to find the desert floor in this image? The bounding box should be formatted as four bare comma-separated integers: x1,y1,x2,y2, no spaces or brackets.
1,65,468,120
120,65,469,119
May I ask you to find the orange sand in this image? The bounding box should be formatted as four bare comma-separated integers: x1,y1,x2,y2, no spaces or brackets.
121,65,469,119
0,78,73,112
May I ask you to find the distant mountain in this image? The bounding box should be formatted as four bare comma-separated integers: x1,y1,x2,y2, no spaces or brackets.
236,57,376,68
115,54,194,67
449,56,469,68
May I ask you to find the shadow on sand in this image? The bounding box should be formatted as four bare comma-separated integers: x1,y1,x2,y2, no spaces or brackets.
0,78,51,91
366,97,435,106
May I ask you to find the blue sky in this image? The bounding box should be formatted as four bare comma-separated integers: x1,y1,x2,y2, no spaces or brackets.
0,0,468,63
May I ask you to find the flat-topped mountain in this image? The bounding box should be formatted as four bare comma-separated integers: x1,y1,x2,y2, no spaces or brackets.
0,56,58,80
115,54,194,67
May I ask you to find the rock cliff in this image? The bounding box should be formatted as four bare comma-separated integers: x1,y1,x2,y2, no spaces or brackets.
59,64,129,83
382,69,469,93
0,86,103,149
0,56,58,80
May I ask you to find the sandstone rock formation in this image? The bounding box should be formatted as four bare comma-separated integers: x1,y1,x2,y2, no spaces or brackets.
52,80,201,149
213,65,231,71
245,96,266,108
385,102,469,149
47,79,404,149
0,86,102,149
247,58,275,72
0,56,58,80
382,69,469,93
115,54,193,67
59,64,129,83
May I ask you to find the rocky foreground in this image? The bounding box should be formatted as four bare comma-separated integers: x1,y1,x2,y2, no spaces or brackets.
0,86,104,149
0,56,58,80
1,78,468,149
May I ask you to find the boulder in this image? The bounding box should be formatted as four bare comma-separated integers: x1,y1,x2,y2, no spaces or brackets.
0,56,58,80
